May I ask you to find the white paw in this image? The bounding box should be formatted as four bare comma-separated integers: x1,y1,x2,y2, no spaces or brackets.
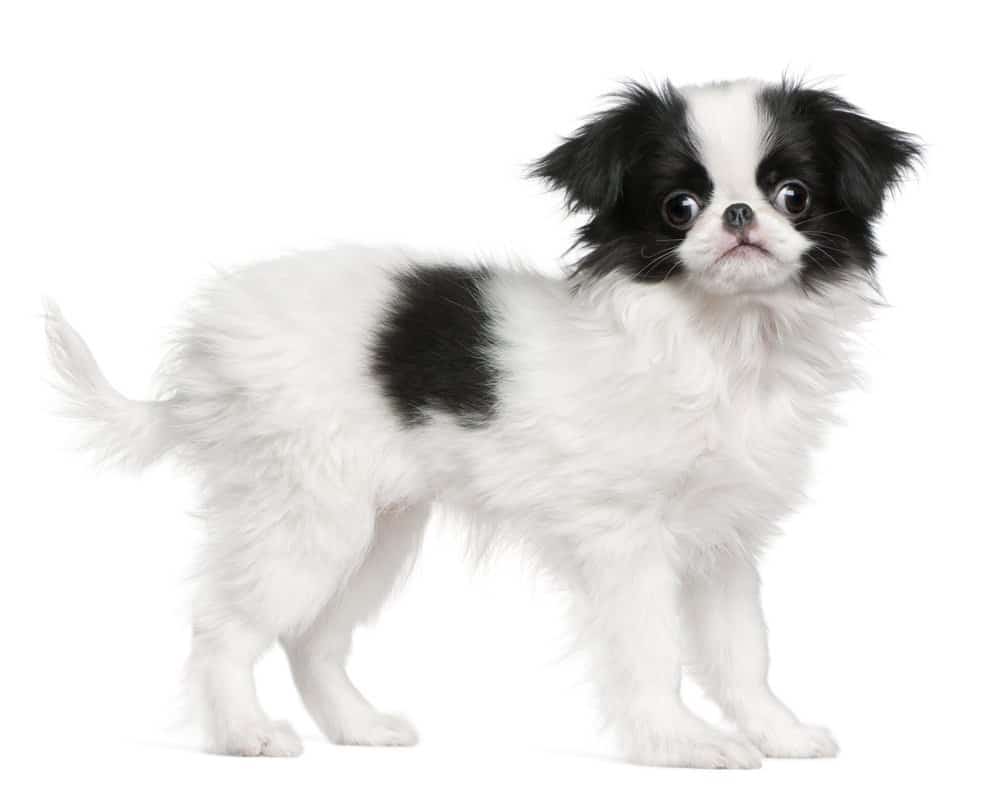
670,733,763,769
748,722,838,758
632,731,763,769
221,719,304,757
338,712,419,747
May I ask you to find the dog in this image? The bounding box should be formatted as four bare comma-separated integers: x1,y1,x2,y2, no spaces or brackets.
46,77,919,768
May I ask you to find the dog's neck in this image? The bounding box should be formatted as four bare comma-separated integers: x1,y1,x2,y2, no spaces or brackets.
570,269,878,392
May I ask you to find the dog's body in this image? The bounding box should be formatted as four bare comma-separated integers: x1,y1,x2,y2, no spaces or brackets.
46,79,917,768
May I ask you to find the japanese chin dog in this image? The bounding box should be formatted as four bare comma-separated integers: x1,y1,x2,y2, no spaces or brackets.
46,77,919,768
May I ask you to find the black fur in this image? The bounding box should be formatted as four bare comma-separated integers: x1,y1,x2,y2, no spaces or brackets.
757,80,922,286
532,82,710,283
371,265,499,428
533,79,920,289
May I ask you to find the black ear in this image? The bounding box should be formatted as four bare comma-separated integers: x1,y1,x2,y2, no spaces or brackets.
531,112,628,214
531,83,683,215
817,91,922,218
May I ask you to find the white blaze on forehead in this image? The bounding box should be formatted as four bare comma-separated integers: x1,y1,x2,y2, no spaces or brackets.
681,80,768,205
675,80,811,294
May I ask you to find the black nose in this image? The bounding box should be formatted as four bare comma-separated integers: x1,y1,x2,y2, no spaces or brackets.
723,203,754,230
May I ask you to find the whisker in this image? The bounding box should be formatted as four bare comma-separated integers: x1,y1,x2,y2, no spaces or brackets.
635,255,671,279
804,251,831,276
807,245,839,270
805,240,844,262
662,257,685,279
639,240,681,259
632,255,664,279
633,245,684,279
803,229,850,244
797,208,850,224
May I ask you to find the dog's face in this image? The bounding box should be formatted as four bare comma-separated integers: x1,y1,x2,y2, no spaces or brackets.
534,79,919,295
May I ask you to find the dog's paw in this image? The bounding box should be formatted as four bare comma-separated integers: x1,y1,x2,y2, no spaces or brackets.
338,712,419,747
671,733,763,769
221,719,304,757
746,722,838,758
631,731,763,769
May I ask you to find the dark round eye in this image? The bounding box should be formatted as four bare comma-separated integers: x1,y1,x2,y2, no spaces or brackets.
772,180,810,217
662,191,702,230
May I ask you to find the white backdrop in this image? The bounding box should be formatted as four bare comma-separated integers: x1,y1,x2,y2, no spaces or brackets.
3,1,997,786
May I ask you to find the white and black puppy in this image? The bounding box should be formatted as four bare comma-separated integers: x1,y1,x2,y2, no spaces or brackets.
46,78,918,768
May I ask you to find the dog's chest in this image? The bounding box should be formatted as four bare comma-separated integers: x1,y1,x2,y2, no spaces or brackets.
437,340,832,536
608,355,821,507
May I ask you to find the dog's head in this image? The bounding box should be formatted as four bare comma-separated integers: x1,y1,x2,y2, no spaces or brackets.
533,79,920,295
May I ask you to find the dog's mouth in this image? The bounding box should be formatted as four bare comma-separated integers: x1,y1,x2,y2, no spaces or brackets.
716,241,773,264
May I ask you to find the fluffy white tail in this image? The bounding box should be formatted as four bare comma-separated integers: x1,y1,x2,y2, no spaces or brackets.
45,301,177,470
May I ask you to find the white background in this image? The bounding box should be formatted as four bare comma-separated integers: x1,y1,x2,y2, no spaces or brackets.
3,1,998,785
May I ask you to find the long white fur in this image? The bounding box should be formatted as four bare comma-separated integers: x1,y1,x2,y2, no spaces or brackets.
46,81,876,767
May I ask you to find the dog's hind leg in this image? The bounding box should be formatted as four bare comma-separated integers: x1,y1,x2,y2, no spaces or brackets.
282,502,429,747
186,466,381,756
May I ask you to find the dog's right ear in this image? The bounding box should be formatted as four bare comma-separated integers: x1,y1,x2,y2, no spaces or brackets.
531,82,681,216
531,107,630,215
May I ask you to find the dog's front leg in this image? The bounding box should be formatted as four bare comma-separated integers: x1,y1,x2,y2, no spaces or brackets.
683,552,839,758
573,529,762,768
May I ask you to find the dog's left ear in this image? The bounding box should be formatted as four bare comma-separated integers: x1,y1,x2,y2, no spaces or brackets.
817,91,922,219
531,83,682,216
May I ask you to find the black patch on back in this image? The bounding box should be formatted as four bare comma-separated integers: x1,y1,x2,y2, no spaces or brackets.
371,265,499,428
